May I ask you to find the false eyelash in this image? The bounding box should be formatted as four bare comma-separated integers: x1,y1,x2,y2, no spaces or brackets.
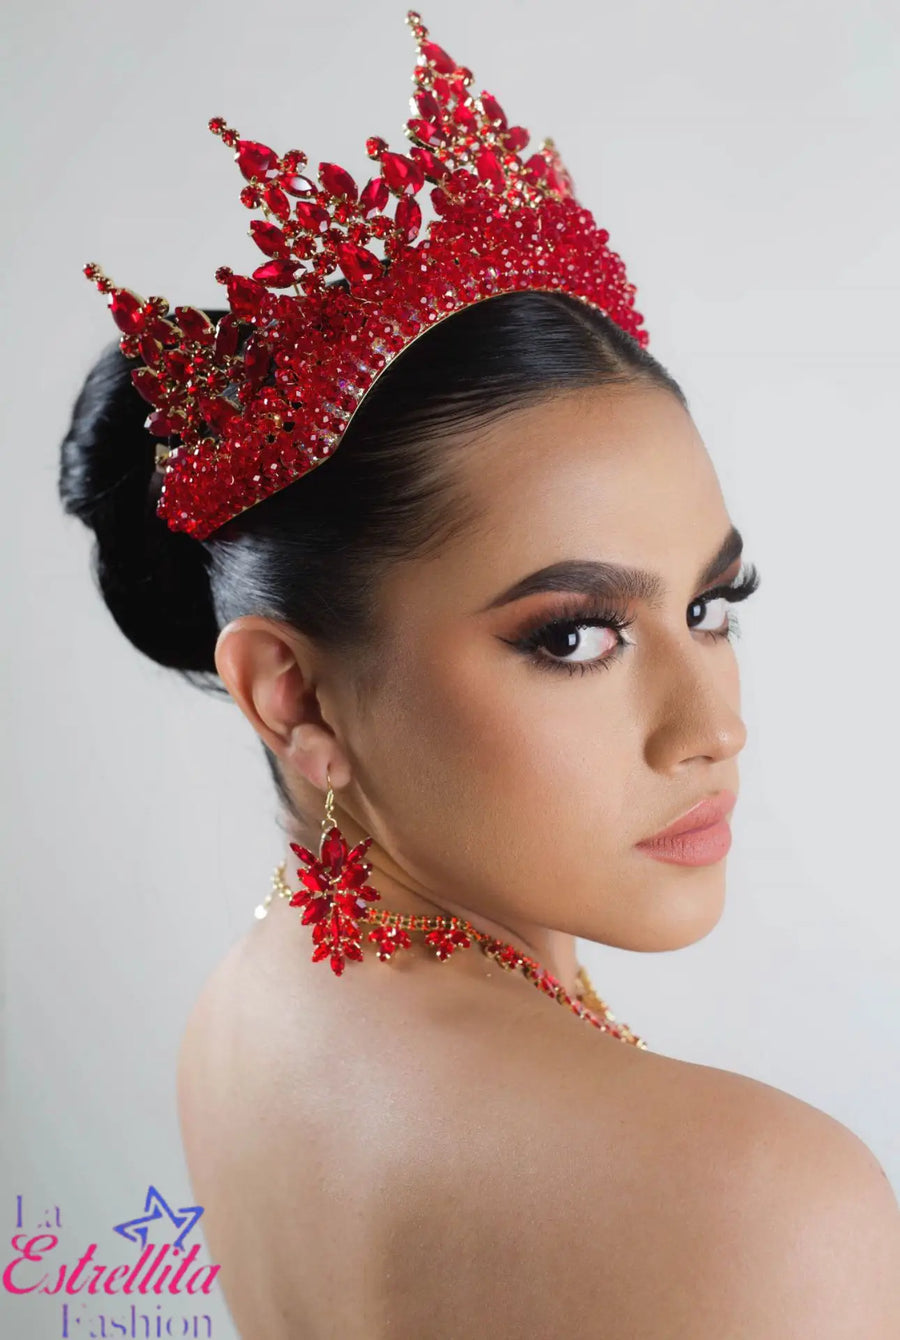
510,561,762,677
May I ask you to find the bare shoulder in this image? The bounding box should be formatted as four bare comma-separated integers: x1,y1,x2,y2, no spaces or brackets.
173,927,900,1337
174,926,280,1198
384,996,900,1337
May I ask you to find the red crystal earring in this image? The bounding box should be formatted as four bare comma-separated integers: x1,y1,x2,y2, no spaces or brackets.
286,766,384,976
286,768,478,976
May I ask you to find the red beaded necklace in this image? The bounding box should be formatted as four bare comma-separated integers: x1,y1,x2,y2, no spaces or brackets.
257,859,647,1050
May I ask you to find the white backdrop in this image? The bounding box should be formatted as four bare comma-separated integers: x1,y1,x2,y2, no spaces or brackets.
3,0,898,1335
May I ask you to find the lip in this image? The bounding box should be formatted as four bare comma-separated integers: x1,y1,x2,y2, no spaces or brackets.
635,789,737,867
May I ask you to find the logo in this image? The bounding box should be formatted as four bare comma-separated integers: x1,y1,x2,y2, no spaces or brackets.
4,1189,222,1336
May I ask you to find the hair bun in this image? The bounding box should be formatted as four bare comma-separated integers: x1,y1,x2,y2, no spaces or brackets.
58,330,221,678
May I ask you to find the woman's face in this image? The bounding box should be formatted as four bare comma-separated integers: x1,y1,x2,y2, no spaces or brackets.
329,382,750,954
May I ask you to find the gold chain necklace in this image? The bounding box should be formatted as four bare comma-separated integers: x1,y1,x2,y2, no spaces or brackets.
259,861,647,1050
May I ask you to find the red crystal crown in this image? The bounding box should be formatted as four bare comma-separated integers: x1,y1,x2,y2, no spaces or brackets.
83,9,649,541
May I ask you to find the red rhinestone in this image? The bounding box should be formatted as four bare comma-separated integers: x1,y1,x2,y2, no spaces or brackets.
522,153,549,182
335,243,381,286
131,367,164,405
214,315,240,358
380,151,425,195
409,146,449,181
480,93,508,128
414,89,441,121
395,196,422,243
236,139,280,181
359,176,389,217
226,275,266,317
502,125,530,153
199,396,240,431
146,408,183,435
453,103,478,132
408,118,444,146
475,148,505,192
281,173,316,197
172,306,212,342
295,201,329,233
250,220,289,257
109,289,144,335
252,258,299,287
139,335,163,369
421,40,456,74
281,149,308,171
262,183,291,219
319,162,357,199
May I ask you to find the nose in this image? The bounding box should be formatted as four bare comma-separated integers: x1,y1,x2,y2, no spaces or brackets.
642,631,747,772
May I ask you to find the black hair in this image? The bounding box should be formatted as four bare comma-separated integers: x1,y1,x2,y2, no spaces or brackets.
58,289,687,827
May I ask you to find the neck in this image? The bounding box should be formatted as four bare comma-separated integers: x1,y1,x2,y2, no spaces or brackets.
279,822,581,1000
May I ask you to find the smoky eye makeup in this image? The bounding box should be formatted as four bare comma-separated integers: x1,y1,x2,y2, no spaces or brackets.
501,561,762,677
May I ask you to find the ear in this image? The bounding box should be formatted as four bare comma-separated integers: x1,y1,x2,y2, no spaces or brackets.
213,616,352,792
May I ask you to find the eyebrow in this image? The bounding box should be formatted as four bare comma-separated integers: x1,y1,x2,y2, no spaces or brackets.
478,524,744,613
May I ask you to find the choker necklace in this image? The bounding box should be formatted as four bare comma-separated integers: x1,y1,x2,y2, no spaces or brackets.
254,775,646,1050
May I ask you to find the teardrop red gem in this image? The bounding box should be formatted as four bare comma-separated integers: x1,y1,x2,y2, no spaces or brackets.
250,220,289,257
380,152,425,195
131,368,164,406
252,258,299,287
475,148,505,191
394,195,422,243
335,243,381,286
408,118,444,146
236,140,279,181
319,162,357,200
214,314,240,358
281,174,316,197
422,40,456,74
480,93,508,128
109,289,144,334
294,201,329,233
409,147,449,182
359,176,389,217
414,89,441,122
173,306,214,341
226,275,267,317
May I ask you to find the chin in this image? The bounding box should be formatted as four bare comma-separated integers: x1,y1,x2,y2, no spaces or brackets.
591,863,728,953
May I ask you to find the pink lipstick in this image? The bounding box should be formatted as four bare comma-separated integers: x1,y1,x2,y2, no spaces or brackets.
635,789,736,867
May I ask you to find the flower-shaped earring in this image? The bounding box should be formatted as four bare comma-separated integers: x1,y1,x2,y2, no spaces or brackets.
287,767,384,975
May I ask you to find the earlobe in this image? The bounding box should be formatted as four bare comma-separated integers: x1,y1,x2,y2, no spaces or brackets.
285,727,353,794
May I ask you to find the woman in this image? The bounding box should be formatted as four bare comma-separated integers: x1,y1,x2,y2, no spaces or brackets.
59,10,900,1338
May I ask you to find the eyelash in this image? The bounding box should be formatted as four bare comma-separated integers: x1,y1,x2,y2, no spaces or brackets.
510,563,762,677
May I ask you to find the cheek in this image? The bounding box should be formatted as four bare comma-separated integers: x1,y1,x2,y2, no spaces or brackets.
374,633,633,872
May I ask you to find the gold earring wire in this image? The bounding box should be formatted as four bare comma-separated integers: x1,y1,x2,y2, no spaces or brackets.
321,767,336,853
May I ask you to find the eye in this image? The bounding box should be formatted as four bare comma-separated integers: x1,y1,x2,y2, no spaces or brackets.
687,563,762,641
688,594,731,634
505,562,761,678
506,599,636,677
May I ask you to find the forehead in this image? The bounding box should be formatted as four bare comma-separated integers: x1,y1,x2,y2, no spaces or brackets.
471,383,717,530
384,383,729,616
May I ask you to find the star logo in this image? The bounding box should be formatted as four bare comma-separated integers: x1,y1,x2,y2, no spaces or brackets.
112,1185,204,1252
